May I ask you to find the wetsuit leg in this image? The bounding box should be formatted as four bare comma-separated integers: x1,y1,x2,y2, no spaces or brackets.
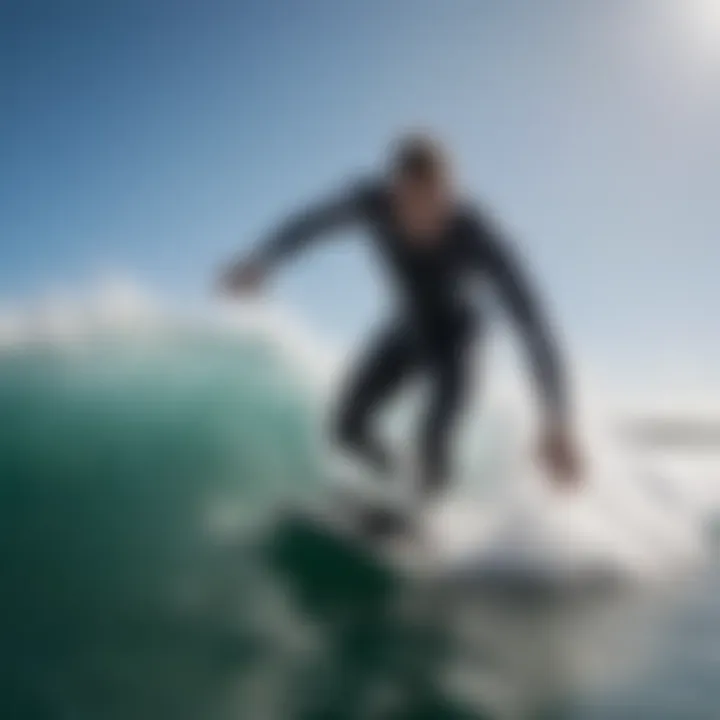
419,314,476,495
335,322,420,475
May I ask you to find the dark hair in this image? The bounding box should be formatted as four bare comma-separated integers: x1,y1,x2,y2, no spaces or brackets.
390,132,446,180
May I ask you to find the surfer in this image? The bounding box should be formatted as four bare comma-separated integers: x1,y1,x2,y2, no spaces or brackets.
218,133,581,500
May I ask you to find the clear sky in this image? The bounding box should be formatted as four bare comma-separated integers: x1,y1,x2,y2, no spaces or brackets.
2,0,719,386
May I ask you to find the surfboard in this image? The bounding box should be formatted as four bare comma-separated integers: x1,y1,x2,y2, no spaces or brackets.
269,485,627,600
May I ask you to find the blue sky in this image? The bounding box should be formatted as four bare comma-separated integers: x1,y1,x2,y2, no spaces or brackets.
2,0,719,383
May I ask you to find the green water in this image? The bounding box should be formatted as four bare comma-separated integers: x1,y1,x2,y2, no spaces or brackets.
1,332,718,720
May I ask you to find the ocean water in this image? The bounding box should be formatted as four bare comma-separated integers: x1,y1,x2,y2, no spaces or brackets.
1,305,719,720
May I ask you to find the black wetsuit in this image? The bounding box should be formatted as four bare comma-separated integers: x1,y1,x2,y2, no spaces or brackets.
250,178,567,493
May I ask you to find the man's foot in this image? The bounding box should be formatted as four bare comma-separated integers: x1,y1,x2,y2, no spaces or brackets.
357,504,412,540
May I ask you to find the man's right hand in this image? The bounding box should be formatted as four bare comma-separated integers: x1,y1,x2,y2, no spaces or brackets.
216,258,266,297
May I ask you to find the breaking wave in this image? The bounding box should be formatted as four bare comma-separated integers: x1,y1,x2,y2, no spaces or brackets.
1,279,718,719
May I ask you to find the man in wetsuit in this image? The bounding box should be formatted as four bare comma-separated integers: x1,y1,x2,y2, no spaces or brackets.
218,134,581,500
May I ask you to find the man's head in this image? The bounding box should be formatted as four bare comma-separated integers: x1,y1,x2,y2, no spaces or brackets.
389,132,454,241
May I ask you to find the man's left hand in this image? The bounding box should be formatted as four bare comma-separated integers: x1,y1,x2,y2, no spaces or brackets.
539,427,583,489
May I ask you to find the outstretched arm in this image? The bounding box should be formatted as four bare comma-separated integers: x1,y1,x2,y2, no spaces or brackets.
467,210,581,483
219,184,364,293
484,232,567,428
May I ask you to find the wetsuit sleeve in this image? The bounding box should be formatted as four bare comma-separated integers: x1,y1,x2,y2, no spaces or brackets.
468,214,569,427
248,184,366,271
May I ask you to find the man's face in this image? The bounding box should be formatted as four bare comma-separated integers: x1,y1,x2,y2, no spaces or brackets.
393,170,454,243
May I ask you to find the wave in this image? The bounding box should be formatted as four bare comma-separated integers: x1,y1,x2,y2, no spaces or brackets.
1,278,718,718
0,278,716,577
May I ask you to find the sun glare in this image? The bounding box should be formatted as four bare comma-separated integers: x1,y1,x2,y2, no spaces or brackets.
679,0,720,61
